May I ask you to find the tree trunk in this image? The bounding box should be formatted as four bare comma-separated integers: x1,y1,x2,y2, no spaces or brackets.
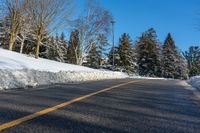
9,36,15,51
77,56,83,66
75,52,83,65
35,39,40,59
20,38,25,54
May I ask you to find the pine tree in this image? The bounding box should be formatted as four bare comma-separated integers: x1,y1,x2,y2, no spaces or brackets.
86,45,101,68
56,33,68,62
108,47,120,71
0,20,5,47
108,46,121,70
60,32,67,48
162,33,178,78
176,52,188,79
85,34,109,68
183,46,200,77
44,33,67,63
136,28,161,77
118,33,137,74
0,17,10,49
96,34,109,64
45,36,57,60
162,33,188,79
67,29,81,65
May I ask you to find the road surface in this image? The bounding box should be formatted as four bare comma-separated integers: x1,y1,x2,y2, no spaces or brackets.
0,79,200,133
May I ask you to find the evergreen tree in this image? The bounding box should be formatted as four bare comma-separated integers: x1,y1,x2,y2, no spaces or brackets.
183,46,200,77
0,20,5,47
67,29,81,64
60,32,67,48
108,46,121,70
55,33,59,45
85,34,109,68
45,36,57,60
56,33,68,62
136,28,161,77
162,33,178,78
86,45,101,68
118,33,137,74
44,33,67,63
176,52,188,79
0,17,10,49
96,34,109,63
162,33,188,79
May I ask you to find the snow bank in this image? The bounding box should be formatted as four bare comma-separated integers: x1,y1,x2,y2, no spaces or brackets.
0,69,127,90
188,76,200,90
0,48,127,90
0,48,99,72
129,75,166,80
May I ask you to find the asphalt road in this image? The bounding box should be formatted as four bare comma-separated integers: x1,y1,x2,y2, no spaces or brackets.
0,79,200,133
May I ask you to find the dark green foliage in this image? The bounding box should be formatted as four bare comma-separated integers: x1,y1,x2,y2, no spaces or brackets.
162,33,188,79
108,46,120,67
96,34,109,59
67,29,81,64
44,33,68,62
107,33,137,73
183,46,200,77
60,32,67,48
176,53,188,79
0,18,10,49
118,33,137,74
85,34,109,68
162,33,178,78
86,45,101,69
136,28,161,77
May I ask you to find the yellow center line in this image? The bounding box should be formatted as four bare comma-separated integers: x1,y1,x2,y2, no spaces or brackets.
0,80,141,131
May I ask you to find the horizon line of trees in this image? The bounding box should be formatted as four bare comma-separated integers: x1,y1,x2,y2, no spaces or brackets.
108,28,191,79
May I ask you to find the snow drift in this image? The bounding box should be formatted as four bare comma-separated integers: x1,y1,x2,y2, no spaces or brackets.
188,76,200,90
0,48,127,90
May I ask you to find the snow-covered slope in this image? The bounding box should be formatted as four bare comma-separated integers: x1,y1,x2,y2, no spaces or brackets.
0,48,99,72
0,48,127,90
188,76,200,90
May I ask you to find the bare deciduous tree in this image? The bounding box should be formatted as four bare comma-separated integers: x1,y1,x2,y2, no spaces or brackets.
17,16,33,53
26,0,73,58
73,0,113,65
3,0,27,50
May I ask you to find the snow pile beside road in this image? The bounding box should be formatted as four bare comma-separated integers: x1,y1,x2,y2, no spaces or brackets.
0,48,127,90
130,75,166,80
0,69,126,90
0,48,99,72
188,76,200,90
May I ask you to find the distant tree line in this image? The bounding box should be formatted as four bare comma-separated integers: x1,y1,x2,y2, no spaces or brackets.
183,46,200,77
108,28,199,79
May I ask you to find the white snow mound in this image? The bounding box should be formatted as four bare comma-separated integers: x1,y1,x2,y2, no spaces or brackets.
0,48,127,90
188,76,200,90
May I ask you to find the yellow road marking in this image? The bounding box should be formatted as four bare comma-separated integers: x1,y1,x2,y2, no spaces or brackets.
0,80,141,131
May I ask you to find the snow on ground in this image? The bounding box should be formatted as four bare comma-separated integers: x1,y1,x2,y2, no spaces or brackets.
130,75,166,80
0,48,127,90
188,76,200,90
0,48,101,72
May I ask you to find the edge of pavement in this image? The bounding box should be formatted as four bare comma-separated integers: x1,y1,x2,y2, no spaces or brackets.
178,80,200,101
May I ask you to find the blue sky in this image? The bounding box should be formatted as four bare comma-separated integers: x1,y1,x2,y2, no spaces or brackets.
100,0,200,51
75,0,200,51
